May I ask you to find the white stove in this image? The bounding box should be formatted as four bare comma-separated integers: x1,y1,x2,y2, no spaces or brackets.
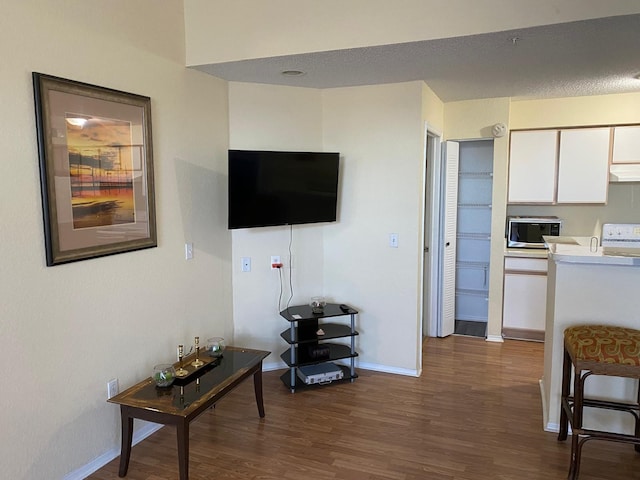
602,224,640,248
602,224,640,256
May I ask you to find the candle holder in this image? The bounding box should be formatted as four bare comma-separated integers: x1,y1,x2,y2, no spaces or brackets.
175,344,188,377
191,336,204,367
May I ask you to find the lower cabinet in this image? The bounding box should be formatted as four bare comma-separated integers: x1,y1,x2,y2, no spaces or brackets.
502,256,547,341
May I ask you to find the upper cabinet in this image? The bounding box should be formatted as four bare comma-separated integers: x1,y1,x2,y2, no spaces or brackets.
557,128,610,204
508,130,558,203
612,126,640,164
508,127,610,205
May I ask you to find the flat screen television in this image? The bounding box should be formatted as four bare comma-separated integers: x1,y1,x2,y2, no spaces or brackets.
228,149,340,229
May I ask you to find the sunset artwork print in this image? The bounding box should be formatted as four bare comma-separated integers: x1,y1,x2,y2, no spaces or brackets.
65,114,136,229
33,73,156,266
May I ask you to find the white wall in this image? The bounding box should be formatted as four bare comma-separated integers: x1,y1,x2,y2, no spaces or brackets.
0,2,231,478
228,83,326,366
323,82,426,374
228,81,428,374
443,98,511,340
184,0,640,65
422,82,445,134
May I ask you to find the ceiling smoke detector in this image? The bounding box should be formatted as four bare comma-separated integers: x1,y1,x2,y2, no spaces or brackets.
492,123,507,138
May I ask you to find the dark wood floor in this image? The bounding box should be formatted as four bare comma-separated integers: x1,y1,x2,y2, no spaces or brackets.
88,336,640,479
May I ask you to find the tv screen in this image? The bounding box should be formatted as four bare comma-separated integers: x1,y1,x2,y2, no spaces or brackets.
228,150,340,229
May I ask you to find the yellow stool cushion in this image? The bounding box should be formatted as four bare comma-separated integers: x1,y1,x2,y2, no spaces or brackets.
564,325,640,368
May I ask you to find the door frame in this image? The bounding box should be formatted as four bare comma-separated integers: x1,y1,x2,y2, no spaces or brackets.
422,123,443,339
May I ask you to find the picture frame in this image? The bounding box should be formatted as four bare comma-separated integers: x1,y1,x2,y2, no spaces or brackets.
32,73,157,266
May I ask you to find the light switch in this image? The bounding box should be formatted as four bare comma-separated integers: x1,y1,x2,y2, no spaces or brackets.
389,233,399,248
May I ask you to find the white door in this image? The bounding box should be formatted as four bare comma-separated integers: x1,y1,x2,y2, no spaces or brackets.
438,141,459,337
423,132,441,337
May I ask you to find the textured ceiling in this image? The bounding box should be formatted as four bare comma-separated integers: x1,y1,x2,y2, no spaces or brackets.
193,14,640,102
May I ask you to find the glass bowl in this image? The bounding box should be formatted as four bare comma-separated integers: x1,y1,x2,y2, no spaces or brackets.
152,364,176,387
207,337,226,357
310,296,326,314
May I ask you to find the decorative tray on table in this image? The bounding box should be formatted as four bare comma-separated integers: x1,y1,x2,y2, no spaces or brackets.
172,352,222,385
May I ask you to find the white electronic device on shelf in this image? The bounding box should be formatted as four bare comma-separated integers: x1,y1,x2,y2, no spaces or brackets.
297,363,344,385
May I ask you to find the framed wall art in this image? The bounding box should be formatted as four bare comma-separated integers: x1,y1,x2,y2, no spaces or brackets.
32,73,157,266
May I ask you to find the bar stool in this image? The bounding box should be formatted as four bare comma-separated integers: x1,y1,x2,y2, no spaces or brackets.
558,325,640,479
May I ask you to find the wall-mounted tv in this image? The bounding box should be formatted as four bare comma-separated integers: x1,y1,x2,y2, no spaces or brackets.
228,149,340,229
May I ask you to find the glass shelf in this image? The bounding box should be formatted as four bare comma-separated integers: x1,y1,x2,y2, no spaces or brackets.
279,365,358,390
280,323,359,345
280,343,358,368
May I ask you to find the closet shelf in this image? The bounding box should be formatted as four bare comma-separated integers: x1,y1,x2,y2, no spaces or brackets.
458,203,492,209
458,172,493,178
455,288,489,298
456,261,489,269
457,232,491,240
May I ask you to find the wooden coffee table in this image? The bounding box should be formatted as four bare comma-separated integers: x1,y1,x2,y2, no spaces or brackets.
108,346,270,480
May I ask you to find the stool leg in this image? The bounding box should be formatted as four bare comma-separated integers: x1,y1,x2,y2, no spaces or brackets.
635,380,640,454
568,369,585,480
558,347,571,441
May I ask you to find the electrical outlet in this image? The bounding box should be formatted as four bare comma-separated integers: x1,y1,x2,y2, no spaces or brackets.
241,257,251,272
271,255,282,270
107,378,119,399
185,242,193,260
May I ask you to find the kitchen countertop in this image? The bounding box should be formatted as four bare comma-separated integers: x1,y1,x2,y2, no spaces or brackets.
503,239,549,259
544,235,640,266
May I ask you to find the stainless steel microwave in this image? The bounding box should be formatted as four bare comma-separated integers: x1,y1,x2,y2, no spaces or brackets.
506,216,561,248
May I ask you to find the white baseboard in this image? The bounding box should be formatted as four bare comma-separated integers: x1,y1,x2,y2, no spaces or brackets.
485,334,504,343
355,362,420,377
546,422,560,433
539,378,548,431
264,360,419,377
63,421,163,480
263,360,287,372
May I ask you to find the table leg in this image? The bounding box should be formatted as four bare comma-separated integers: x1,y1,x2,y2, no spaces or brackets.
118,407,133,477
253,365,265,418
176,420,189,480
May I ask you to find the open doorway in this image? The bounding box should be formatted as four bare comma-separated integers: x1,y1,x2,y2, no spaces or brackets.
423,137,494,339
453,140,494,337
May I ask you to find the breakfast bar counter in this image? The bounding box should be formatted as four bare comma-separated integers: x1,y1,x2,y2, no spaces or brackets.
541,237,640,434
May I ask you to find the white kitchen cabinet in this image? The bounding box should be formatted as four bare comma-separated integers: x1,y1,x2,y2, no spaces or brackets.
557,127,610,203
508,127,610,204
502,256,547,341
508,130,558,203
612,125,640,163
